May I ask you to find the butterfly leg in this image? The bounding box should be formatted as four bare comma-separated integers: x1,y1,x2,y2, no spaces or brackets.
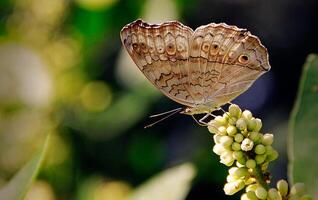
191,115,208,126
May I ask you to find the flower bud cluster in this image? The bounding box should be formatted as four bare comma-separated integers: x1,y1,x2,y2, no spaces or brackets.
208,104,278,196
207,104,312,199
241,179,312,200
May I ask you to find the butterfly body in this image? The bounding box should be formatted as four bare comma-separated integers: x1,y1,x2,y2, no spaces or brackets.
120,20,270,116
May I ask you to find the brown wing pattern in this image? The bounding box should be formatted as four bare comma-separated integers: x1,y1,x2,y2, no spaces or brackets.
120,19,197,107
120,20,270,108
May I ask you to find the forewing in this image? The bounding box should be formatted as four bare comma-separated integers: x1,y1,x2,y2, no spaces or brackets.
190,23,270,106
120,20,197,107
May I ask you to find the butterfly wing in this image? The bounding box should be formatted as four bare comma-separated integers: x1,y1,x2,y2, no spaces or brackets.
120,20,198,107
120,20,270,109
189,23,270,107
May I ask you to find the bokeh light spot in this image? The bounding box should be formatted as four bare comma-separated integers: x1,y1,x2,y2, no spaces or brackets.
80,81,112,112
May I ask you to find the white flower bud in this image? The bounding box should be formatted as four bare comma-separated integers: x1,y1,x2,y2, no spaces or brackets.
227,174,238,183
220,135,234,147
255,186,267,199
218,126,227,135
214,116,227,125
277,179,288,197
213,144,227,155
227,125,238,136
242,110,253,120
254,118,262,132
241,138,254,151
224,180,245,195
220,151,235,166
213,134,222,144
262,133,274,145
241,193,249,200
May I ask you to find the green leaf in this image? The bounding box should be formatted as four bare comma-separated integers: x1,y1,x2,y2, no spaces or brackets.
128,163,196,200
0,134,50,200
288,54,318,198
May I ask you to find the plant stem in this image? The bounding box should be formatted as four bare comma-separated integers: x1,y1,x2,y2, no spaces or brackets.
253,165,269,190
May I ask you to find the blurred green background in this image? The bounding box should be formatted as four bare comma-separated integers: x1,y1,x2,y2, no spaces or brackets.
0,0,318,199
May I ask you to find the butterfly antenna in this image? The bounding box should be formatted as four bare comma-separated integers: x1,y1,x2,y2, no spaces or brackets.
144,108,183,128
149,107,183,118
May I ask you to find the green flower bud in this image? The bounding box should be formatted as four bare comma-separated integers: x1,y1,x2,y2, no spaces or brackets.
213,144,227,155
276,179,288,197
265,145,274,154
230,167,249,178
246,184,258,192
214,116,227,126
254,118,262,132
300,195,313,200
233,151,244,159
223,112,230,120
224,179,245,195
227,125,238,136
246,159,256,169
229,104,242,118
234,133,244,143
267,150,279,162
249,132,261,143
254,144,266,154
228,117,238,126
213,134,222,144
244,177,256,185
242,110,253,120
241,138,254,151
291,183,306,196
246,191,258,200
220,135,234,147
262,133,274,145
218,126,227,135
232,142,241,151
236,159,246,167
220,151,235,166
255,186,267,199
268,188,282,200
255,154,267,164
261,162,269,171
236,118,247,131
247,117,257,131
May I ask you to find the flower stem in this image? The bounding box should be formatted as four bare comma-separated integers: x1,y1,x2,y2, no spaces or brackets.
253,165,269,190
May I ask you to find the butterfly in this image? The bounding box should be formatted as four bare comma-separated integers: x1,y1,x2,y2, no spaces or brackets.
120,19,270,126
